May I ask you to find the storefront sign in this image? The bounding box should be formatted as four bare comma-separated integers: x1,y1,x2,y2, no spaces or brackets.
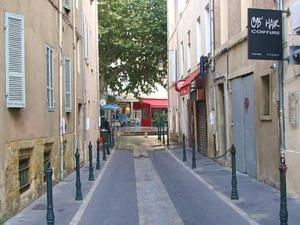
248,8,282,60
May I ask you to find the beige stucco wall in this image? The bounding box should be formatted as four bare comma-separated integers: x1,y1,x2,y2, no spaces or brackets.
0,0,98,220
214,0,280,184
82,0,99,150
283,0,300,197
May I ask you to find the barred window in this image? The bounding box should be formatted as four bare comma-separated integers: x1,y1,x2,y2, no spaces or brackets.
19,156,30,193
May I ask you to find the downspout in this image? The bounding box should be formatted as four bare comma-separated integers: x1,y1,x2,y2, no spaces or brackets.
58,0,64,180
210,0,218,153
277,0,288,224
82,9,87,161
72,0,77,166
95,1,100,137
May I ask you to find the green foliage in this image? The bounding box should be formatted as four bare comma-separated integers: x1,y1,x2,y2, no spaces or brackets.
99,0,167,97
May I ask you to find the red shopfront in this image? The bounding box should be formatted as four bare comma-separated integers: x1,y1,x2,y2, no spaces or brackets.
176,67,207,150
133,98,168,127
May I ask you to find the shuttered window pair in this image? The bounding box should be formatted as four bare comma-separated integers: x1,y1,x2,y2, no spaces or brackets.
5,12,25,108
46,47,54,110
64,58,72,112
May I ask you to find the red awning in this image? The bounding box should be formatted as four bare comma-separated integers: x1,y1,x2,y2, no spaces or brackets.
179,67,199,96
142,98,168,109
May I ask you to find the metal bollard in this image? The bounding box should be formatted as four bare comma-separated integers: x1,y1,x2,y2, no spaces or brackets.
183,134,187,162
106,131,110,155
96,138,101,170
102,135,107,161
167,124,170,147
75,149,83,200
192,146,196,169
231,145,239,200
157,125,160,140
162,123,165,145
46,162,55,225
112,128,115,147
158,124,161,141
279,162,288,225
88,142,95,181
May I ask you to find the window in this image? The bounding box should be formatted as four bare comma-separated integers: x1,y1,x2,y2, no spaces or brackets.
169,50,177,83
63,0,72,11
187,31,191,70
84,16,89,63
44,144,52,182
46,47,54,110
260,74,271,119
204,4,211,55
196,17,201,63
220,0,228,45
5,13,25,108
180,41,184,76
19,150,30,194
64,58,72,112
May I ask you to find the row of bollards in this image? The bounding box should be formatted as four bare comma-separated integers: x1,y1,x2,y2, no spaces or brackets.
181,133,239,201
157,121,169,147
46,129,115,225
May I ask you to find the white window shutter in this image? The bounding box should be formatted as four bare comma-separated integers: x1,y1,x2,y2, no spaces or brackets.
5,13,25,108
64,58,72,112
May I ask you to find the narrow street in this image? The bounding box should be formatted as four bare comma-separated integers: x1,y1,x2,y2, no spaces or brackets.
5,135,300,225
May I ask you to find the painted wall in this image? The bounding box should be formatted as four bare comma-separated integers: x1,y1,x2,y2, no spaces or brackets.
214,0,280,185
0,0,98,220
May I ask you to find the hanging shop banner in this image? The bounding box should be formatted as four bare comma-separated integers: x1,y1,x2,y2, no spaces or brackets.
248,8,282,60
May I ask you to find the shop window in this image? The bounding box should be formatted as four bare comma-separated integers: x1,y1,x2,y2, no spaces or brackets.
142,109,148,119
260,74,272,120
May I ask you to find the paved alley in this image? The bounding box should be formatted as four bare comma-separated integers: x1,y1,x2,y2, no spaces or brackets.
4,135,300,225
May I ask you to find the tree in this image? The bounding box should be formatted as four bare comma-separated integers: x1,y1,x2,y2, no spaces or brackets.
98,0,167,97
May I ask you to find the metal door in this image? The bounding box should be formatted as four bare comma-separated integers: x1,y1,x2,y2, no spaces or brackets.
242,75,257,177
232,78,246,173
197,101,207,154
231,75,257,177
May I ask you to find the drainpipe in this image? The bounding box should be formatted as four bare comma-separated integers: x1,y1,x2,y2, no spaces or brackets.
73,0,77,166
276,0,288,224
95,1,100,137
58,0,64,180
82,10,88,162
209,0,218,153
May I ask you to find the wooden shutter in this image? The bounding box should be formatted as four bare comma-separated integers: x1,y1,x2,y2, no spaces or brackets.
46,47,54,110
5,13,25,108
64,58,72,112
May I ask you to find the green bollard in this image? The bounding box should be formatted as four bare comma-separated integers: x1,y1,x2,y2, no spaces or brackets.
157,123,159,140
46,162,55,225
75,149,83,200
192,146,196,169
102,134,107,161
106,131,110,155
167,124,170,147
279,162,288,225
183,134,187,162
162,122,165,145
231,145,239,200
96,139,101,170
88,142,94,181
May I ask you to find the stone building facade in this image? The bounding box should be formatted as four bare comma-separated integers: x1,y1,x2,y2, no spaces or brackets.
283,0,300,197
167,0,300,195
0,0,99,221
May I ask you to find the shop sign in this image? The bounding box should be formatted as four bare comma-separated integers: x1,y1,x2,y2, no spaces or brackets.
248,8,282,60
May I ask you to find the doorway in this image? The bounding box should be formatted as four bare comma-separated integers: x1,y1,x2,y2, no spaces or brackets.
231,74,257,178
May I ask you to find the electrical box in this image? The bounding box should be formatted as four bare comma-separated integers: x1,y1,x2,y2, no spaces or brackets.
292,1,300,34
